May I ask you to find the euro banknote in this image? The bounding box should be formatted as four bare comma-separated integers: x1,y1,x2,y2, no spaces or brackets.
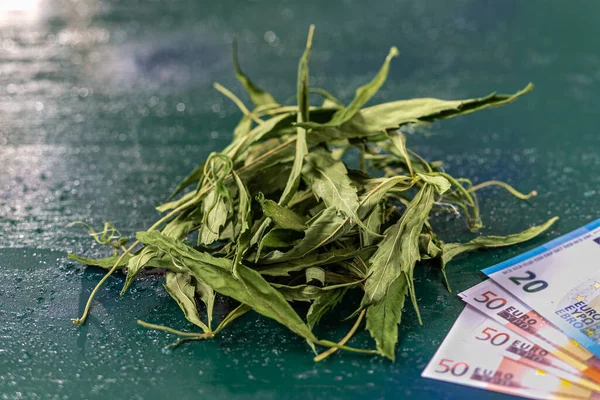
422,306,600,399
460,279,600,381
483,219,600,358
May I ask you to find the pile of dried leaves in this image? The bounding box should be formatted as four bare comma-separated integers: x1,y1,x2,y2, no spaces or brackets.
69,26,557,361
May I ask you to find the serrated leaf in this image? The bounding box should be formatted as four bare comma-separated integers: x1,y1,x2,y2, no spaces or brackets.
302,148,361,223
162,215,196,240
439,217,559,291
137,231,318,343
366,275,408,361
232,170,252,278
358,83,533,132
164,271,210,333
362,184,435,323
264,174,412,265
235,85,533,186
358,175,413,217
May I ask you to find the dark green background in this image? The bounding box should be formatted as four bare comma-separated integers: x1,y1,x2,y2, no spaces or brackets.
1,0,599,399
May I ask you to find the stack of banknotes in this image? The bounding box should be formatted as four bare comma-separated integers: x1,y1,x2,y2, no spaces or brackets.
423,219,600,399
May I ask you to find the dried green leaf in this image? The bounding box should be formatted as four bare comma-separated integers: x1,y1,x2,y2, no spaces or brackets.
361,203,384,247
310,88,343,108
70,27,552,362
277,26,314,206
230,113,293,160
121,247,163,295
232,170,252,277
232,38,277,106
199,189,228,246
195,277,215,330
417,173,451,194
302,148,361,224
233,171,251,236
440,217,559,290
362,184,436,325
357,176,413,217
164,271,210,333
357,83,533,132
388,131,413,175
233,115,253,141
262,207,351,263
257,246,375,276
305,267,325,285
68,253,130,269
137,231,318,343
299,46,399,128
68,252,177,271
214,303,252,334
162,215,196,240
366,275,408,361
419,233,442,259
271,280,360,302
156,190,196,213
257,194,307,232
246,164,293,195
259,228,302,249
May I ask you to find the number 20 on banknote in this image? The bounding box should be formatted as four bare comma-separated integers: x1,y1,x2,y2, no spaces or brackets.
484,219,600,358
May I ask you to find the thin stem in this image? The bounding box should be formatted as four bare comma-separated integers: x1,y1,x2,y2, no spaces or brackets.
213,82,264,126
468,180,537,200
440,172,481,231
165,337,211,349
71,242,137,324
315,339,377,355
314,309,366,362
138,320,215,350
407,149,433,173
73,186,210,325
137,320,215,338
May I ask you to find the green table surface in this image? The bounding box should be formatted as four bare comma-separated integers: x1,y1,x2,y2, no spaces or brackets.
2,0,599,399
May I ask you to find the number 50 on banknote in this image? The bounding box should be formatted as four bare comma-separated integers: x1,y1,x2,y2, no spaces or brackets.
484,219,600,357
